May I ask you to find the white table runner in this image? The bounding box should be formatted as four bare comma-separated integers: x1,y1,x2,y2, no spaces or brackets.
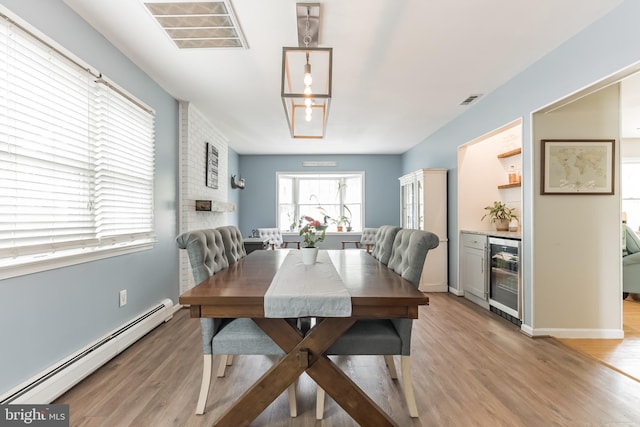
264,250,352,318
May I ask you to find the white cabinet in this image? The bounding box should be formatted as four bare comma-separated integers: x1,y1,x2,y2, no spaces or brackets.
399,169,448,292
459,232,488,308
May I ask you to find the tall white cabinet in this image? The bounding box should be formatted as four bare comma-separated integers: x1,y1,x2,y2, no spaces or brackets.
399,169,448,292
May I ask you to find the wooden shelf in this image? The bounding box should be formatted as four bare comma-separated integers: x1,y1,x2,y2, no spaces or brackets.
498,182,521,189
195,200,236,212
497,148,521,159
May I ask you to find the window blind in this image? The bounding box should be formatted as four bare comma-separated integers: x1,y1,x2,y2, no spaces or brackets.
0,13,155,268
93,81,155,244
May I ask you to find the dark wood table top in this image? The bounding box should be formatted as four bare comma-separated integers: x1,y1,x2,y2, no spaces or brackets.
179,249,429,319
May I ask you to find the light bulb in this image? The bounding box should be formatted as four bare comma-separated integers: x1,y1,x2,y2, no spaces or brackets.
304,98,313,107
305,107,312,115
304,86,312,95
304,63,312,86
305,113,312,122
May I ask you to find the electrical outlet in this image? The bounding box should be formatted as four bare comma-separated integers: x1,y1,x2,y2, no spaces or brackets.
119,290,127,307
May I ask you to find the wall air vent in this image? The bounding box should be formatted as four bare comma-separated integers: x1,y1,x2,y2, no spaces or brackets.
302,161,337,167
145,1,247,49
460,94,483,106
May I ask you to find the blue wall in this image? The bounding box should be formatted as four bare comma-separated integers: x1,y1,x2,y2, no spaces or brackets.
238,155,402,237
400,1,640,323
227,147,240,226
0,0,179,393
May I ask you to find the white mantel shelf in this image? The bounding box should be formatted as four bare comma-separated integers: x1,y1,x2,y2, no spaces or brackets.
195,200,236,212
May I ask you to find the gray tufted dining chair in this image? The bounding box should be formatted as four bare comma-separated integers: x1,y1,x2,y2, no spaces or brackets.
217,225,247,264
370,225,402,264
176,228,298,416
360,227,379,253
316,229,439,419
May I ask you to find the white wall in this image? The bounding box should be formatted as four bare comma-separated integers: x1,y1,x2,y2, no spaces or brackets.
458,121,522,232
178,102,232,292
532,84,622,337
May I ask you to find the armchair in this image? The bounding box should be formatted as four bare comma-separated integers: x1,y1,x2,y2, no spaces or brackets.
340,227,379,251
316,229,440,419
176,228,298,416
257,227,300,249
623,224,640,298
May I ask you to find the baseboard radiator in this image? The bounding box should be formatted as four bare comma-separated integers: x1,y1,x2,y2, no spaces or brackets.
0,298,175,405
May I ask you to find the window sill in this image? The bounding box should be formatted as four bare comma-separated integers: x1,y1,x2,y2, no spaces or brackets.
0,239,156,280
282,231,362,235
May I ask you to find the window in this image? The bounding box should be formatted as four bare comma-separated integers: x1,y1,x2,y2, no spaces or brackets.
622,159,640,231
0,11,155,278
277,172,364,232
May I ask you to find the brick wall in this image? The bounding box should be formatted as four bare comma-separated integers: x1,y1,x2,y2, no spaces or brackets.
178,101,231,293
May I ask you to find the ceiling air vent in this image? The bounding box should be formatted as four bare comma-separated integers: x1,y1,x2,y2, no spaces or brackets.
460,94,483,106
145,1,247,49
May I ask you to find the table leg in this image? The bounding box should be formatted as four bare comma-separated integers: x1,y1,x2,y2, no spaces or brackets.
306,355,396,426
213,317,352,426
284,319,396,426
212,317,397,427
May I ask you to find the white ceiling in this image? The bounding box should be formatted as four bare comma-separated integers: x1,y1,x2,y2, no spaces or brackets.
62,0,624,154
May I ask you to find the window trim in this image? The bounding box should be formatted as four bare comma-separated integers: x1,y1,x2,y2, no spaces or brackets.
0,240,154,280
276,171,365,232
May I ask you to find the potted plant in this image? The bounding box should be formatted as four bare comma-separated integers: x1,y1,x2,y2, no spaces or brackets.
288,213,303,232
332,215,349,232
331,204,353,232
299,216,327,264
343,205,353,232
481,201,518,231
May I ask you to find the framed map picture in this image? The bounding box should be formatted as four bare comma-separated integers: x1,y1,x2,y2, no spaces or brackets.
541,139,615,195
206,142,218,189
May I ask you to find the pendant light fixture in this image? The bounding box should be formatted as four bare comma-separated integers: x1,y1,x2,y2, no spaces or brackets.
281,3,332,139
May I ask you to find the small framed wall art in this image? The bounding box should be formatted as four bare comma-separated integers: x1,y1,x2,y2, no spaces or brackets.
541,139,615,195
206,142,219,189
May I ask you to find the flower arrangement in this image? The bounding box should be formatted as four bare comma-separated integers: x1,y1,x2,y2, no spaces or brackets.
299,216,327,248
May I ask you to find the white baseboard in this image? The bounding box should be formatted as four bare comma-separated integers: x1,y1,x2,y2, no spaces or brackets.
0,299,178,404
529,327,624,339
448,286,464,296
519,324,534,337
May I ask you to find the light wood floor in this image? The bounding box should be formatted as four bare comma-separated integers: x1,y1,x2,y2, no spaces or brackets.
55,293,640,426
557,296,640,382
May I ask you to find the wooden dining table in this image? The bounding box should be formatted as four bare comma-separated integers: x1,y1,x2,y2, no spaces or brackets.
179,249,429,427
